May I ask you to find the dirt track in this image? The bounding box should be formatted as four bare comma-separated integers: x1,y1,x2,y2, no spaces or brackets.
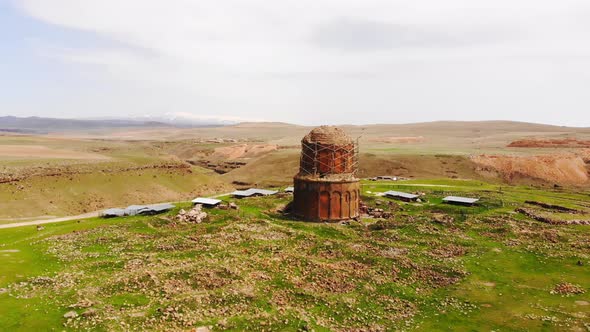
0,192,233,229
0,212,100,229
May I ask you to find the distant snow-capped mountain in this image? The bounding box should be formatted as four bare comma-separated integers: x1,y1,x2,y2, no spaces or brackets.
88,112,245,127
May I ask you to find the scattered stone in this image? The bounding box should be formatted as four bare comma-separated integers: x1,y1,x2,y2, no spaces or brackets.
195,326,211,332
516,208,590,225
176,205,208,223
551,282,586,296
229,202,239,210
70,299,94,308
0,288,7,294
36,225,45,231
432,213,454,224
81,308,97,317
63,311,78,319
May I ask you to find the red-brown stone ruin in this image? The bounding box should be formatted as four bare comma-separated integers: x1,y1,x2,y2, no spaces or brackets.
292,126,360,221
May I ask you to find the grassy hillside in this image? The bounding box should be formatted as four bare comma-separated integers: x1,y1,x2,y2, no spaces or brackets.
0,136,232,222
224,150,485,187
0,179,589,331
2,119,590,221
0,166,230,222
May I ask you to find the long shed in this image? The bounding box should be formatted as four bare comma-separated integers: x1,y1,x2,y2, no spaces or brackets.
384,190,420,202
231,188,278,198
443,196,479,206
192,197,222,207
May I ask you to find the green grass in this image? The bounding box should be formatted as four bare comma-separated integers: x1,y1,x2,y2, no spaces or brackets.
1,179,589,331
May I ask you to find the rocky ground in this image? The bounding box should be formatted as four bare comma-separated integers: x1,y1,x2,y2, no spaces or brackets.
1,180,589,331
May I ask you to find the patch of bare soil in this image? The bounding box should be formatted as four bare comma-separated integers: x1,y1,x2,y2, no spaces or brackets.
369,136,426,144
471,153,589,186
213,144,277,160
508,138,590,148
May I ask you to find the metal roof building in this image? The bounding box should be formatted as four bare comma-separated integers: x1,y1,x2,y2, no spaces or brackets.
125,203,175,216
284,186,294,193
384,190,419,202
101,208,126,218
376,176,398,181
101,203,176,218
443,196,479,206
231,188,278,198
192,197,222,207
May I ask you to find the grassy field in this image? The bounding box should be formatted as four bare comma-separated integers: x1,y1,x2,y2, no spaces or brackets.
1,179,588,331
3,120,590,221
0,135,233,221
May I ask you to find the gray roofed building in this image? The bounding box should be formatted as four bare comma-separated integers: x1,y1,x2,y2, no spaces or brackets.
137,203,175,215
376,176,398,181
125,205,148,216
284,186,294,193
231,188,278,198
126,203,176,216
384,190,420,202
101,208,126,218
443,196,479,206
101,203,176,218
192,197,222,207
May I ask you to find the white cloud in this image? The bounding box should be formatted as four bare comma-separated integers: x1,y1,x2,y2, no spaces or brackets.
12,0,590,125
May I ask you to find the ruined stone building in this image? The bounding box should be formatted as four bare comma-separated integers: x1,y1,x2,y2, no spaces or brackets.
292,126,360,221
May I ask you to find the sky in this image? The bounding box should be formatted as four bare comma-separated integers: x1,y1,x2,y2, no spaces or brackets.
1,0,590,126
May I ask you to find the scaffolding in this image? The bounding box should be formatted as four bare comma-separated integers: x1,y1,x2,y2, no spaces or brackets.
298,138,359,177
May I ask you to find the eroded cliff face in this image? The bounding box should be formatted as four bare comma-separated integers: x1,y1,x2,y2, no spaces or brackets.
471,151,590,186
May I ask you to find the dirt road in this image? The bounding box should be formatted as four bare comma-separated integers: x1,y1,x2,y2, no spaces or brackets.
0,192,235,230
0,212,100,229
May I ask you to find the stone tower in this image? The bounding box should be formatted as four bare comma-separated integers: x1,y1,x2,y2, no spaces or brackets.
292,126,360,221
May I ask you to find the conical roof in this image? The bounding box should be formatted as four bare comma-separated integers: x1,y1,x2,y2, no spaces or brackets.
302,126,353,145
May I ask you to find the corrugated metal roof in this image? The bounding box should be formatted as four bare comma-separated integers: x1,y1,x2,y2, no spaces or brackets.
284,186,294,192
145,203,175,212
192,198,222,206
231,188,278,197
253,189,278,196
102,208,126,217
102,203,176,217
231,190,252,197
377,176,398,180
443,196,479,204
125,205,147,216
125,203,175,216
384,191,419,200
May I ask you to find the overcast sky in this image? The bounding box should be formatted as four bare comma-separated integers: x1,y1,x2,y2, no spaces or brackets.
1,0,590,126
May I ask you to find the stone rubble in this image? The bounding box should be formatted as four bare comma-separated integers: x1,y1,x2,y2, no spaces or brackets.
64,311,79,319
176,205,208,223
